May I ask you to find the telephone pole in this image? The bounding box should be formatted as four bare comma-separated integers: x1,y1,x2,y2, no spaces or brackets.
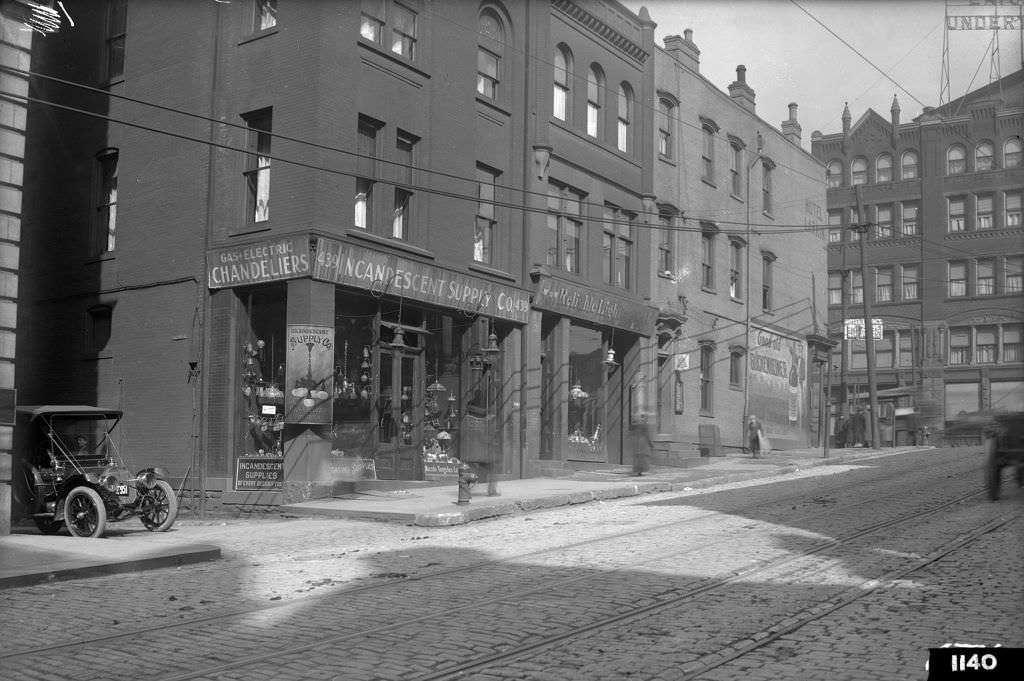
851,187,880,448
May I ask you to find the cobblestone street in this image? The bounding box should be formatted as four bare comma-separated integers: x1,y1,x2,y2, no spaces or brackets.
1,447,1020,681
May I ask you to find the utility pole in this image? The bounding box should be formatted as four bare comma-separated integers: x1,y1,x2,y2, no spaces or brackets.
851,186,880,448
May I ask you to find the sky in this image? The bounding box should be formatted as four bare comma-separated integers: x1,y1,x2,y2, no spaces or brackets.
623,0,1024,148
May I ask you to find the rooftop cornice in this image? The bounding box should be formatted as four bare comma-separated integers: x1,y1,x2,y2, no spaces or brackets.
553,0,650,64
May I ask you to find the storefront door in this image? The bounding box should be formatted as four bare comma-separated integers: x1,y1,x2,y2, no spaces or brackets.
374,348,423,479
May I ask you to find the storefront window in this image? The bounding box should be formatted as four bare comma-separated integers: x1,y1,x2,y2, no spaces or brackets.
239,286,287,457
568,325,603,459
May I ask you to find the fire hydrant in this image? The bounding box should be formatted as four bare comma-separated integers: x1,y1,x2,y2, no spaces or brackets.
457,463,478,505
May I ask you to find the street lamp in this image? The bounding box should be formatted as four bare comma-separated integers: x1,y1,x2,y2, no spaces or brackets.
469,323,501,496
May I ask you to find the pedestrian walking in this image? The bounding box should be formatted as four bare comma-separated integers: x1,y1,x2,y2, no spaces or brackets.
850,407,867,447
747,414,765,458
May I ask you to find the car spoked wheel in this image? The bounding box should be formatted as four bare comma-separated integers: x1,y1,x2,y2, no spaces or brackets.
139,480,178,532
64,486,107,538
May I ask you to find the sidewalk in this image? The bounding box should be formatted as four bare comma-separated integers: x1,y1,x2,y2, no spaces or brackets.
0,446,924,590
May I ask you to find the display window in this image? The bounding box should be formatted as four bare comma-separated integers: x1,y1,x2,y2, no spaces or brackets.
568,324,604,460
238,286,287,458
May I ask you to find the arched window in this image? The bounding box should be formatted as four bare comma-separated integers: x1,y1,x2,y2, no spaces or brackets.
975,141,994,171
617,82,633,153
901,150,918,179
851,157,867,185
947,144,966,175
553,45,571,122
875,153,892,183
586,65,603,138
1003,137,1021,168
827,160,842,188
476,9,505,100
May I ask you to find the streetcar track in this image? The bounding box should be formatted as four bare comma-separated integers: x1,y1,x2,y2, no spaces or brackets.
131,485,992,681
0,459,985,664
0,456,991,667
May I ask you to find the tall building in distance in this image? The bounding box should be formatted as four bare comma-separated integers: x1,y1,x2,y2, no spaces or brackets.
12,0,828,513
812,70,1024,441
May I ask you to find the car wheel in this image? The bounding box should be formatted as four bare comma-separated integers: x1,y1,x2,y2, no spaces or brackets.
139,480,178,532
64,486,107,538
34,518,63,534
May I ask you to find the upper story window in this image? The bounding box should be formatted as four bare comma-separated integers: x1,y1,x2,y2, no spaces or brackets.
828,271,843,305
948,327,970,365
243,109,272,224
392,130,417,239
602,205,633,289
730,141,743,195
658,212,674,276
850,270,863,305
586,66,604,138
874,204,892,240
95,148,118,254
948,260,967,297
976,258,995,295
699,342,715,413
827,160,842,188
476,10,505,100
617,83,633,153
901,201,919,236
553,45,571,122
1005,137,1022,168
474,164,498,264
254,0,277,31
360,1,416,61
902,264,919,300
700,117,719,183
876,153,892,183
360,0,385,43
975,141,994,171
105,0,127,81
1006,255,1023,293
761,251,776,311
976,194,994,230
901,150,918,179
761,159,774,215
658,97,674,158
948,196,965,232
828,210,843,242
875,266,893,303
729,237,744,300
851,157,867,186
546,183,582,273
89,305,113,352
701,223,717,290
354,115,380,230
947,144,966,175
1006,191,1022,228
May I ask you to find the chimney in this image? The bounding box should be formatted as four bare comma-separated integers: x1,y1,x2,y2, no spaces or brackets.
890,95,901,143
781,102,802,145
728,65,756,113
663,29,700,72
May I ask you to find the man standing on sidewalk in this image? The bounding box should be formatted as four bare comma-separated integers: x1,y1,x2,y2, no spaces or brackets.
748,415,764,458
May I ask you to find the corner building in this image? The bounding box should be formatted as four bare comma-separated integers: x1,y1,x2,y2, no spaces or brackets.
811,70,1024,437
16,0,667,510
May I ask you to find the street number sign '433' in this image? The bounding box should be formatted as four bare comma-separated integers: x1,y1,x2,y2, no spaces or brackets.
844,318,883,341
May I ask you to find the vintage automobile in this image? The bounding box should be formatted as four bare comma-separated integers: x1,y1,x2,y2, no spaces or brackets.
11,405,178,538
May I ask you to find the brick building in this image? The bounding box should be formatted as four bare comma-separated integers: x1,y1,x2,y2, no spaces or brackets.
811,70,1024,441
650,31,830,456
13,0,827,512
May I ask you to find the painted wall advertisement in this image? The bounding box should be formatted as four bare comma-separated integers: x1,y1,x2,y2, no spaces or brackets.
747,327,807,443
285,324,334,424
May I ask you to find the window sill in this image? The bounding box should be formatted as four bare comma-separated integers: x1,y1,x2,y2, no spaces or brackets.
701,177,717,189
699,409,714,418
657,270,675,280
231,224,273,238
730,192,743,202
239,27,278,46
476,96,511,117
84,252,117,265
468,262,516,282
762,211,774,220
357,40,430,80
658,154,676,167
346,228,435,260
701,285,717,295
